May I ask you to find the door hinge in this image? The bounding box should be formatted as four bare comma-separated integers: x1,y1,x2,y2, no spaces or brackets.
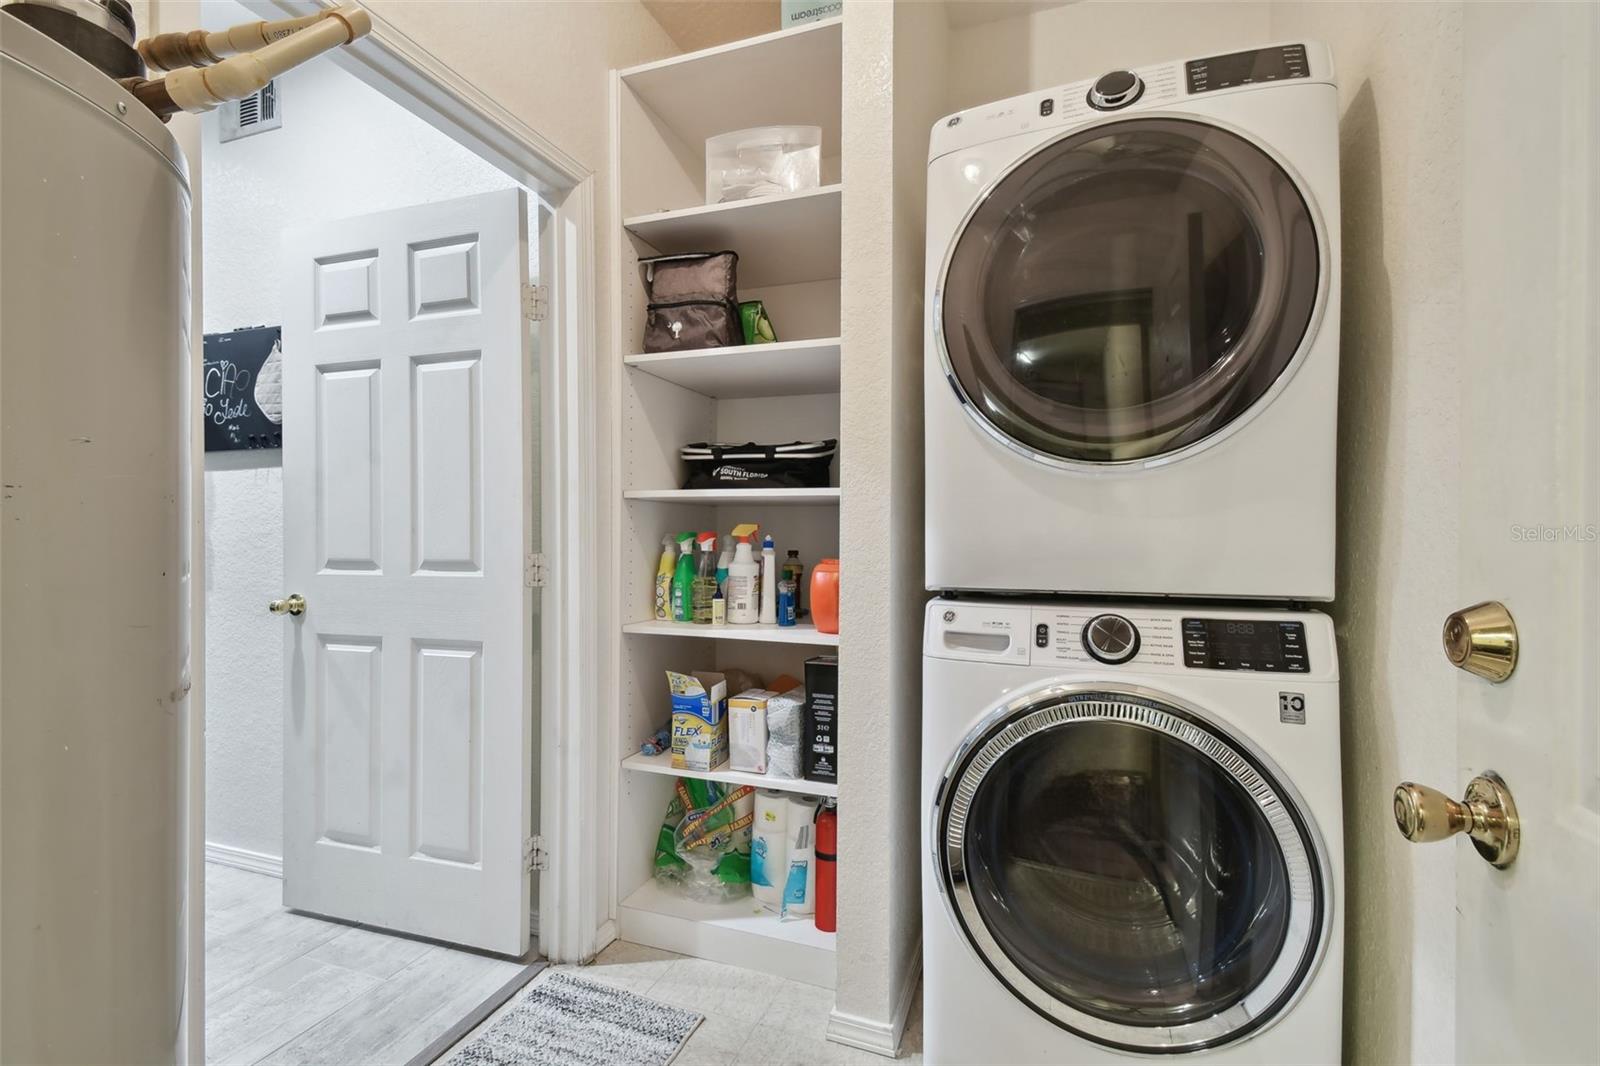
525,551,548,589
524,834,549,872
521,283,548,322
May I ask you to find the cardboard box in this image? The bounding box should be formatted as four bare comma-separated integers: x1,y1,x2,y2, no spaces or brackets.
668,670,727,771
729,689,774,773
803,656,838,783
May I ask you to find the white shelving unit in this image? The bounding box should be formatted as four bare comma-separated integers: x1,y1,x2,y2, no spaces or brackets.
624,186,842,287
623,487,840,505
611,17,844,990
622,619,839,646
624,337,841,398
623,750,839,800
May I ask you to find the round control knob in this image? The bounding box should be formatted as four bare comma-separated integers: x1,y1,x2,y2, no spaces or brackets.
1087,69,1144,111
1083,613,1141,664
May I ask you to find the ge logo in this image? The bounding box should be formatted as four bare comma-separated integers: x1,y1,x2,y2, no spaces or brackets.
947,116,962,127
1278,692,1307,725
943,609,957,623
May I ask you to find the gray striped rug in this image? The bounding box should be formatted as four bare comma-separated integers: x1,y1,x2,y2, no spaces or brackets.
445,970,702,1066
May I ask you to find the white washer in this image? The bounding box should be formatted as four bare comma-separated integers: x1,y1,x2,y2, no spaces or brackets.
925,43,1341,601
922,598,1343,1063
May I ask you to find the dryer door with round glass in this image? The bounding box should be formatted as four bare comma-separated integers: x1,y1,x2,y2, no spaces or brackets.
936,117,1322,466
934,687,1329,1053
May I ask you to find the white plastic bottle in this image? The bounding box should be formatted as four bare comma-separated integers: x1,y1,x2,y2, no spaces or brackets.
726,537,760,624
759,534,778,624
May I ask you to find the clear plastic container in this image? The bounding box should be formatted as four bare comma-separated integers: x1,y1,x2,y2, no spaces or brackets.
706,125,822,204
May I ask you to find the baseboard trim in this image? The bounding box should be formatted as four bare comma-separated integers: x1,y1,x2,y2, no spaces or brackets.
205,841,283,879
826,943,921,1058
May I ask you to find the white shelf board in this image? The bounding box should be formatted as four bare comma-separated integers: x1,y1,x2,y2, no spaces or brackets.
619,879,836,988
623,619,839,646
618,18,843,159
624,338,841,399
624,487,839,506
624,186,841,288
623,750,839,799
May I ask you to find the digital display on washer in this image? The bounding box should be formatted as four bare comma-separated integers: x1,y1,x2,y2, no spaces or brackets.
1186,44,1310,94
1182,618,1309,673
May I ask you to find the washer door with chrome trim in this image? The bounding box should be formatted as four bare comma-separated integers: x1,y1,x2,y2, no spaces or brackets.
937,117,1320,466
936,689,1324,1052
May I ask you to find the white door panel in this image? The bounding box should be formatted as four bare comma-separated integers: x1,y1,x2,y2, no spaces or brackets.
1453,5,1599,1062
281,188,531,956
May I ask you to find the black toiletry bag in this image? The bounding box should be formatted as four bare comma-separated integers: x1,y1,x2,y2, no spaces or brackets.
680,440,838,489
641,251,741,352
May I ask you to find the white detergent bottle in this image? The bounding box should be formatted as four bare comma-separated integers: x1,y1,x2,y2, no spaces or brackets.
727,537,760,624
759,534,778,624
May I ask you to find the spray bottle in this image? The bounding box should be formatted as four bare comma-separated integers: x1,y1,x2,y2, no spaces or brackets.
670,532,695,622
716,535,734,595
759,534,778,624
654,535,676,620
692,532,719,624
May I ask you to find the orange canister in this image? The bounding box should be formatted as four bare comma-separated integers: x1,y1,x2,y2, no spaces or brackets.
810,558,840,634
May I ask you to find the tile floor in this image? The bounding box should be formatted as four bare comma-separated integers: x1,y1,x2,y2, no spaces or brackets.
444,940,924,1065
204,863,528,1065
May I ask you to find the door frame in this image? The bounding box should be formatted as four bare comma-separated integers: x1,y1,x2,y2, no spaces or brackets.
177,0,603,1058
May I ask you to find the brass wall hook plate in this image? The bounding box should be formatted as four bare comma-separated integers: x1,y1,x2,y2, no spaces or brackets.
1443,601,1518,682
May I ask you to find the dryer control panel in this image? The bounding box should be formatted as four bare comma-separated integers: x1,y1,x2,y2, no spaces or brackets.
928,39,1335,163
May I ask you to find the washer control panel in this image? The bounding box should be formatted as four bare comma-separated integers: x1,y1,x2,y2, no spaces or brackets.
1185,43,1310,95
1030,607,1178,668
1182,617,1310,673
925,600,1337,682
1083,613,1141,663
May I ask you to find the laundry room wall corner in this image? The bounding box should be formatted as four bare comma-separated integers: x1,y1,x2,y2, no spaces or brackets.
831,0,946,1053
1266,4,1467,1064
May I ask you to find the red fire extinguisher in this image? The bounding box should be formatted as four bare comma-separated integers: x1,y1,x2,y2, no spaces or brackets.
815,800,837,933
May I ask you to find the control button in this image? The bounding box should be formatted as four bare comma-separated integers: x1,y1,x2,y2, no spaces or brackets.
1035,623,1049,648
1039,97,1054,117
1083,613,1141,665
1087,69,1144,111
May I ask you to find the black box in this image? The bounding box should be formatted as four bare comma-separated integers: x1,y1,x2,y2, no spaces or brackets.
803,655,838,783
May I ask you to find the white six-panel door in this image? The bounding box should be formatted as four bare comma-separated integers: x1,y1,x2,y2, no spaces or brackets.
280,189,532,956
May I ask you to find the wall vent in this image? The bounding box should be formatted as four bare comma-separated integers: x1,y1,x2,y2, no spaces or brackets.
219,80,282,143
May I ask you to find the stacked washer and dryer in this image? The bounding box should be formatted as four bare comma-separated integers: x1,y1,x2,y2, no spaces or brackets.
920,44,1345,1063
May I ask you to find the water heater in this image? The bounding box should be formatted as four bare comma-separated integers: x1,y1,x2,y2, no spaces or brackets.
1,5,191,1062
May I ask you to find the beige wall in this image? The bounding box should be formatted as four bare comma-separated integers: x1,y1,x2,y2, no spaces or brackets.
1265,5,1465,1063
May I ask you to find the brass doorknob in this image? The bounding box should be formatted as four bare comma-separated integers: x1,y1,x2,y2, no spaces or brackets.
1393,771,1520,868
268,594,306,617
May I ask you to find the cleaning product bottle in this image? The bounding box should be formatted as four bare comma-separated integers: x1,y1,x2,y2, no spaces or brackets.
811,557,840,634
759,534,778,624
726,536,760,624
711,585,727,625
784,549,805,618
671,532,695,622
692,531,718,624
777,576,797,627
716,535,733,595
815,800,837,933
653,535,676,620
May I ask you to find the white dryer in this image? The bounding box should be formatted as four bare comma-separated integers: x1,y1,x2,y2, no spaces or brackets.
925,44,1341,600
922,598,1343,1063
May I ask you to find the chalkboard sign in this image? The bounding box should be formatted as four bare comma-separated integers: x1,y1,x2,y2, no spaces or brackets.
204,326,284,451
